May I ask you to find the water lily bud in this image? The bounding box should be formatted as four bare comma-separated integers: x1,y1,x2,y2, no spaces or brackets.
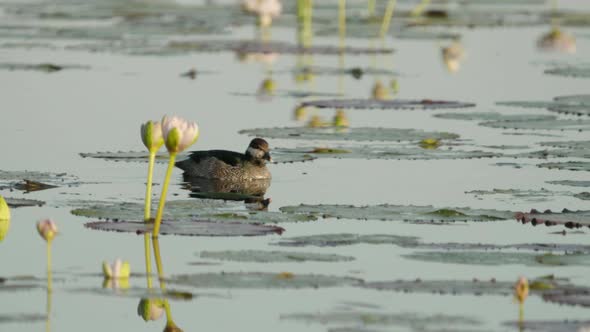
293,106,307,121
0,196,10,221
333,110,349,128
141,120,164,153
537,27,576,54
137,298,165,322
0,215,10,242
161,116,199,154
36,219,57,242
390,79,399,94
514,276,529,304
260,78,276,95
307,115,326,128
102,259,131,279
442,41,464,73
372,80,389,100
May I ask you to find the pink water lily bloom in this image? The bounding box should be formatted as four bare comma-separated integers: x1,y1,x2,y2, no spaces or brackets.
36,219,58,242
242,0,282,27
161,115,199,154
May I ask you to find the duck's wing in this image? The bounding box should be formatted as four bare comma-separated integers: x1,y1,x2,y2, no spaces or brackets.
176,150,244,170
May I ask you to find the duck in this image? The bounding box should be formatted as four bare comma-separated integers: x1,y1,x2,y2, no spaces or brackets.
175,138,272,181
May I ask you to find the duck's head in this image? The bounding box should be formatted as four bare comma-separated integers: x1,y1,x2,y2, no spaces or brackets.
246,138,272,164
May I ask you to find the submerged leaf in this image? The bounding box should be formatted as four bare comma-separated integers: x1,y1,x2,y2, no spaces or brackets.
199,250,354,263
300,99,475,110
84,220,284,237
4,197,45,208
167,272,361,289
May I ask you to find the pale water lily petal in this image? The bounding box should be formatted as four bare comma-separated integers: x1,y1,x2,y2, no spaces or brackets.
36,219,57,242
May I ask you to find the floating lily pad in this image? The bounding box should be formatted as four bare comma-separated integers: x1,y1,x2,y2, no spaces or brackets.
275,146,501,161
84,220,284,237
279,204,513,222
199,250,354,263
545,65,590,79
0,170,78,190
274,233,420,248
4,197,45,208
481,118,590,131
502,320,590,332
240,127,459,142
466,188,580,202
434,112,554,122
540,140,590,149
515,209,590,228
575,192,590,200
0,313,46,324
281,311,480,330
542,293,590,308
362,278,515,296
538,161,590,171
67,286,198,301
403,251,582,266
546,180,590,187
300,99,475,110
79,150,313,164
498,95,590,116
72,200,316,224
167,272,361,289
290,66,399,79
0,62,89,72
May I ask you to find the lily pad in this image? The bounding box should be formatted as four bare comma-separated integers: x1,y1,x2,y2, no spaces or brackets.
274,233,420,248
281,311,480,330
4,197,45,208
575,192,590,200
0,313,46,324
71,200,317,224
546,180,590,187
167,272,361,289
79,150,314,164
0,62,89,72
497,95,590,116
434,112,554,122
279,204,514,222
240,127,459,142
300,99,475,110
403,251,582,266
275,146,502,161
540,140,590,149
199,250,354,263
545,65,590,79
481,118,590,131
290,66,399,79
0,169,78,189
502,320,590,332
465,188,580,202
538,161,590,171
362,278,515,296
84,220,285,237
542,293,590,308
67,286,199,301
535,253,590,266
515,209,590,228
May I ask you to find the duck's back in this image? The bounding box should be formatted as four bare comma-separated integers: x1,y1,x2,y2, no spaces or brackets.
176,150,270,180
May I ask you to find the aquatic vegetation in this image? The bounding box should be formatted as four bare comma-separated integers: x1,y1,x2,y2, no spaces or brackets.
274,233,420,247
242,0,282,27
497,94,590,116
137,298,165,321
240,127,459,142
538,161,590,172
200,250,354,263
0,196,9,242
280,204,513,222
540,140,590,149
515,209,590,228
85,220,285,237
502,320,590,332
140,120,164,224
0,170,78,190
441,40,464,73
546,180,590,187
466,188,585,203
36,219,57,243
300,98,475,110
0,62,89,72
167,272,362,289
481,117,590,131
545,64,590,79
537,27,576,54
102,259,131,279
403,251,552,267
514,276,529,304
434,112,554,122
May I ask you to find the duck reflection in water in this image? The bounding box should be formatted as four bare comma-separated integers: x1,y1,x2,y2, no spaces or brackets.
176,138,272,209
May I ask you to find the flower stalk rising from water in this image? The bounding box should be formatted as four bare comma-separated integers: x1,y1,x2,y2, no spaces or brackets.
514,276,529,326
152,115,199,237
141,120,165,223
37,219,58,294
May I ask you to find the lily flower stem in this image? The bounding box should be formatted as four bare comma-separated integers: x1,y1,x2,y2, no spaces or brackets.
144,151,156,222
47,241,52,293
379,0,397,40
518,302,524,323
338,0,346,46
152,153,177,238
152,237,166,289
144,234,153,289
368,0,375,17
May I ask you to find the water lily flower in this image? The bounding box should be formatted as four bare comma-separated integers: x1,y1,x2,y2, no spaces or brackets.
293,106,307,121
442,41,464,73
102,259,131,279
333,110,349,128
141,120,165,153
514,276,529,304
161,116,199,154
138,298,165,322
537,27,576,54
0,195,10,220
242,0,282,27
36,219,58,242
372,80,389,100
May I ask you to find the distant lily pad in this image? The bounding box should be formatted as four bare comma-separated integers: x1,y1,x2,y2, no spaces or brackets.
300,99,475,110
167,272,361,289
540,140,590,149
515,209,590,228
403,251,586,266
538,161,590,171
575,192,590,200
497,95,590,116
535,253,590,266
240,127,459,142
274,233,420,248
362,278,515,296
279,204,514,222
282,311,480,330
84,220,285,237
4,197,45,208
0,170,78,190
542,293,590,308
0,313,46,324
466,188,579,202
275,146,501,161
67,286,198,301
199,250,354,263
290,66,399,79
79,150,313,164
481,118,590,131
434,112,554,122
545,65,590,79
0,62,89,72
502,320,590,332
546,180,590,187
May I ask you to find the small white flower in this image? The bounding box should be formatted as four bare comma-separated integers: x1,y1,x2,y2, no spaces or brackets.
161,115,199,154
242,0,282,27
102,258,131,279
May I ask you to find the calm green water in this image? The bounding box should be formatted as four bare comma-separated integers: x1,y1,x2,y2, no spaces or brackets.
1,0,589,331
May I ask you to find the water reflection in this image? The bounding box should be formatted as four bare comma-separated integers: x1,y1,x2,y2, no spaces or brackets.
152,238,183,332
183,175,271,206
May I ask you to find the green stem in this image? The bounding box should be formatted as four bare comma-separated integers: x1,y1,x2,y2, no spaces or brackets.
144,234,153,289
368,0,375,17
338,0,346,46
144,151,156,222
152,237,166,289
152,153,176,238
379,0,397,40
410,0,430,17
46,241,52,332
